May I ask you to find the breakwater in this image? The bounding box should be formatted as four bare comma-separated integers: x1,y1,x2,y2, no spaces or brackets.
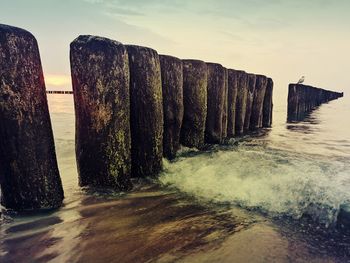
0,24,273,210
47,90,73,94
71,35,274,190
287,84,343,121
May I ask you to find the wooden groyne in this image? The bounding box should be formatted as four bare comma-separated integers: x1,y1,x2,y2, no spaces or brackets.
0,24,275,209
287,84,343,121
47,90,73,94
69,38,274,189
0,24,64,211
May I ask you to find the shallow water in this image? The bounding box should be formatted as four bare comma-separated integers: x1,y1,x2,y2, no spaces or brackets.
1,93,350,262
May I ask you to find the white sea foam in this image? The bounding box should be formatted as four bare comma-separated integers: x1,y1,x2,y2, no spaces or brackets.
160,145,350,226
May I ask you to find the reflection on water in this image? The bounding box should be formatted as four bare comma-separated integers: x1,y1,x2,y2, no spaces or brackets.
0,184,257,262
1,94,350,262
286,115,321,134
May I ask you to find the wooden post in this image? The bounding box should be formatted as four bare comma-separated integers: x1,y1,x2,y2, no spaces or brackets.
250,75,267,130
263,78,273,127
71,35,132,190
222,68,228,140
127,45,163,178
227,69,239,138
181,60,207,148
244,73,256,131
159,55,184,160
205,63,226,144
235,71,248,135
0,24,63,210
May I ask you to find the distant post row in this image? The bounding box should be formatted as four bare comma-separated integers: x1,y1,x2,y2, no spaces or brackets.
0,24,273,211
287,84,343,121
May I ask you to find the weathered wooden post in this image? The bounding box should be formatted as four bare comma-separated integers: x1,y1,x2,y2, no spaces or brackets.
317,89,323,106
159,55,184,160
181,60,207,148
309,87,314,109
71,35,131,190
301,85,307,114
235,71,248,135
0,24,64,210
205,63,226,144
222,68,228,140
250,75,267,130
287,84,298,121
227,69,238,137
313,87,318,108
244,73,256,131
262,78,273,127
305,85,311,112
322,89,326,103
127,45,163,178
296,84,302,116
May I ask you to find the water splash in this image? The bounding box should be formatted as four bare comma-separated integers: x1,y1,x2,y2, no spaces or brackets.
160,143,350,227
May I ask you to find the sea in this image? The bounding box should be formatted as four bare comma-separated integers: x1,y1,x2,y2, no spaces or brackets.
0,91,350,262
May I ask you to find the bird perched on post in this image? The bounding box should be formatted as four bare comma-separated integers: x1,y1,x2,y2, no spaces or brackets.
297,76,305,84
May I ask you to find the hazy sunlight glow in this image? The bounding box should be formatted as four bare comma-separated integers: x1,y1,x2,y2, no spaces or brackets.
46,74,71,87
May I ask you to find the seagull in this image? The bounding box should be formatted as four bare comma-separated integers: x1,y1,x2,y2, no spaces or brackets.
297,76,305,84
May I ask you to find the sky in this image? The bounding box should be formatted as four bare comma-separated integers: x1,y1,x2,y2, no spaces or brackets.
1,0,350,102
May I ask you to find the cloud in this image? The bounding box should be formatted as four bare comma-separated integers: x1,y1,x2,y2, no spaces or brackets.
103,8,144,17
82,0,185,14
104,16,177,46
83,0,104,3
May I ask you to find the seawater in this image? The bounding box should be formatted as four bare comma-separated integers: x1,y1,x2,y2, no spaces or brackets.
0,93,349,262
